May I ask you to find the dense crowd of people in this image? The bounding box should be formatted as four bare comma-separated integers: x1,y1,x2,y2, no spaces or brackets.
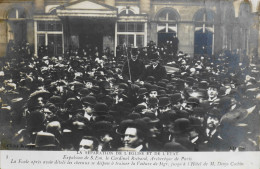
0,40,260,152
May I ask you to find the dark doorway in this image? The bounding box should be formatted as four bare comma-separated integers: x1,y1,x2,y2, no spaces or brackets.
8,21,27,44
194,29,213,56
157,30,177,46
79,33,103,51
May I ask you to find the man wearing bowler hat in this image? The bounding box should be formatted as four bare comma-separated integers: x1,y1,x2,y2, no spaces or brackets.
141,52,167,82
162,118,196,151
94,121,115,151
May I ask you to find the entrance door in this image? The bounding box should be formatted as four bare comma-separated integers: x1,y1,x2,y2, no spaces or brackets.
8,21,27,44
157,30,176,46
194,29,213,56
79,33,103,51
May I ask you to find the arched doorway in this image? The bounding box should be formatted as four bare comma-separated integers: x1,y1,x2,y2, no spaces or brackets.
193,9,215,57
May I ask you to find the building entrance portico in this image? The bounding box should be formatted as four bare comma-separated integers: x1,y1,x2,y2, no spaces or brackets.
62,17,115,52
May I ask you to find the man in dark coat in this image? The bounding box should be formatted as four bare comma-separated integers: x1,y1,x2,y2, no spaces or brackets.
141,53,167,82
122,47,145,83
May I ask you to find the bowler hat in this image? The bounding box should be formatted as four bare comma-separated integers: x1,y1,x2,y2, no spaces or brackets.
81,96,97,106
148,97,158,105
134,104,147,113
35,132,56,148
158,90,167,97
158,97,171,107
186,97,200,105
127,113,141,120
207,107,222,119
137,88,148,96
93,103,109,116
143,111,160,123
150,52,160,61
116,119,134,135
169,118,193,134
94,121,114,134
170,93,183,104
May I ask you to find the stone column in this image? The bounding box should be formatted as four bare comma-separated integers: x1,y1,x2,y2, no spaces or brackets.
149,22,157,44
0,21,7,57
214,1,223,54
140,0,150,14
27,21,34,44
231,22,240,51
248,13,259,61
177,22,194,56
34,0,45,13
258,15,260,60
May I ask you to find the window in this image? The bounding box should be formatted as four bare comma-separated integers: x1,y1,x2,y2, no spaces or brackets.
158,10,177,22
36,21,63,56
8,8,26,19
119,9,135,16
37,21,62,31
117,22,145,32
37,34,45,48
194,9,215,23
156,9,178,33
116,22,146,47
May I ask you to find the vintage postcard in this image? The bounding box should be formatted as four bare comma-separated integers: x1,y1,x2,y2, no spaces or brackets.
0,0,259,168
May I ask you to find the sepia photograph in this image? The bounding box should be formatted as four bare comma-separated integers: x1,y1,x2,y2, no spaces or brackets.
0,0,260,155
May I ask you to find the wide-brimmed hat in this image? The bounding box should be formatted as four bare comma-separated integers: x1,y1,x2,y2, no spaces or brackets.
29,90,51,100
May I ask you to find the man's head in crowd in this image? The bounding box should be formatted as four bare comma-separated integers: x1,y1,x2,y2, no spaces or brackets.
123,127,144,148
158,97,171,113
207,85,218,100
130,48,139,61
122,120,147,149
149,90,158,98
79,136,99,151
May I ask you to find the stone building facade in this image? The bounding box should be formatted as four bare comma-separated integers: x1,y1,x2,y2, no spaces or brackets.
0,0,259,60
